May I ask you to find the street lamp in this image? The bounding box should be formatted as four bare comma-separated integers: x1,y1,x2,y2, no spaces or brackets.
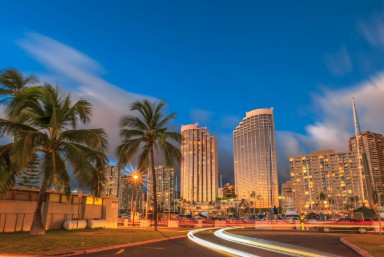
132,174,139,226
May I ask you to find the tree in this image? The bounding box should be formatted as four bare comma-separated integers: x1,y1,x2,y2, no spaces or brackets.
0,69,38,190
116,100,181,231
317,192,327,211
0,84,108,235
17,153,40,188
0,68,36,107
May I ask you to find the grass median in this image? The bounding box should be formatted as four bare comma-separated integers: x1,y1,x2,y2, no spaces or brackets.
0,228,189,255
343,234,384,257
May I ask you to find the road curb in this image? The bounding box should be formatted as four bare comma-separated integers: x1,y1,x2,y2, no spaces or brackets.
1,235,187,257
340,238,374,257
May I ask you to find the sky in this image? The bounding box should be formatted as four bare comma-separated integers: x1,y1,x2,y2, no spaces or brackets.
2,1,384,185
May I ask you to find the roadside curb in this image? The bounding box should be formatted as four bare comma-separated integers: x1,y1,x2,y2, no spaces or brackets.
1,235,187,257
340,238,374,257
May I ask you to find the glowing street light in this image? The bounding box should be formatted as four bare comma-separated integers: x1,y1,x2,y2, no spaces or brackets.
131,172,140,226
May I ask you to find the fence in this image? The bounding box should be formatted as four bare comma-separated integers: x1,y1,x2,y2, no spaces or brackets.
0,188,118,233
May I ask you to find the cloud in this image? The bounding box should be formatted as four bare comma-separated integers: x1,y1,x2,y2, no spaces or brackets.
17,32,158,161
358,12,384,47
324,46,353,76
189,109,214,124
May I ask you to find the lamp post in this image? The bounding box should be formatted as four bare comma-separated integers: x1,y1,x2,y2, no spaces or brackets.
132,174,139,226
378,193,382,236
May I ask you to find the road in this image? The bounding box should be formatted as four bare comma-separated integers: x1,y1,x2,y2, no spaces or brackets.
80,228,361,257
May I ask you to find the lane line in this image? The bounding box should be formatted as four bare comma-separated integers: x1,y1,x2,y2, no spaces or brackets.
115,249,125,254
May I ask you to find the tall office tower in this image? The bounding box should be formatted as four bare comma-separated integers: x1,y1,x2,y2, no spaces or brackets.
180,124,218,203
103,165,121,197
233,108,279,208
290,150,367,212
349,131,384,198
147,166,175,211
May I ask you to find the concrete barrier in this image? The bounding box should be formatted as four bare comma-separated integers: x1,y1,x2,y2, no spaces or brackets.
63,220,87,230
168,220,179,228
87,219,106,229
139,219,151,228
215,220,226,227
195,220,203,228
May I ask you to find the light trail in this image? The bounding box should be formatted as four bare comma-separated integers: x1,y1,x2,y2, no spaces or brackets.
188,228,261,257
214,227,341,257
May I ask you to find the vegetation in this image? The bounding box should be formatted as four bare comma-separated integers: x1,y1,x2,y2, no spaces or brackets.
0,70,108,235
116,100,181,231
0,228,187,255
16,153,40,188
344,234,384,257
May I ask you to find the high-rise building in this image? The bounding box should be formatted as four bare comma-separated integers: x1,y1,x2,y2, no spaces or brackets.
103,165,121,197
233,108,279,208
147,166,175,211
349,131,384,198
289,150,366,212
280,180,294,213
119,175,144,213
180,124,218,203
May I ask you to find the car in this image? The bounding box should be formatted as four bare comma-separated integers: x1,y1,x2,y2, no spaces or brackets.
314,218,375,234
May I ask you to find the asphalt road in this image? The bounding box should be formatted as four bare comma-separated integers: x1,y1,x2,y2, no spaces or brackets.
79,229,361,257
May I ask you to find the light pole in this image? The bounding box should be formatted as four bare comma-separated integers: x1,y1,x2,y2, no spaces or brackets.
132,174,139,226
378,193,382,236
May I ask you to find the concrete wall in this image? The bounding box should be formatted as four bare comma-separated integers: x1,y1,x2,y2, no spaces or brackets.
0,188,118,233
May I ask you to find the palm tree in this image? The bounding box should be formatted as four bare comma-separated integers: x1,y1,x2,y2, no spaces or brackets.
0,68,36,107
0,69,38,190
116,100,181,231
0,84,108,235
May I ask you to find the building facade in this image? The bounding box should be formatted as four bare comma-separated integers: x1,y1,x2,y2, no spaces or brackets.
119,175,144,213
290,150,367,213
280,180,294,212
349,131,384,199
233,108,279,208
103,165,121,197
180,124,218,203
147,166,175,211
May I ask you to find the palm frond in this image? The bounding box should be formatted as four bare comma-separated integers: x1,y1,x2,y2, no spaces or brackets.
156,112,176,130
120,116,148,131
137,145,151,171
157,140,182,167
116,138,143,167
61,129,109,151
119,129,145,140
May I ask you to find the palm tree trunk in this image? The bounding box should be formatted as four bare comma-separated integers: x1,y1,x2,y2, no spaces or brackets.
29,175,48,235
150,146,158,231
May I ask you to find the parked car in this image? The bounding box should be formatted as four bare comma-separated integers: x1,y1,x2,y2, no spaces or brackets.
314,218,375,234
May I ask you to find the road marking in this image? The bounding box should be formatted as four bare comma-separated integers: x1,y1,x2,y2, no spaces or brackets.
215,227,342,257
115,249,125,255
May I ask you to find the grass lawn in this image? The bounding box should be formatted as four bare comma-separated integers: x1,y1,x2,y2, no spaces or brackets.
344,234,384,257
0,228,188,255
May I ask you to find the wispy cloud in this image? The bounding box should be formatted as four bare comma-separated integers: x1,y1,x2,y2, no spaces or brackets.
18,32,157,162
189,109,214,124
358,11,384,47
324,46,353,76
280,72,384,153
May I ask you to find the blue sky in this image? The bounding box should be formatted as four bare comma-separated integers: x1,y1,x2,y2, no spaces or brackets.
2,1,384,184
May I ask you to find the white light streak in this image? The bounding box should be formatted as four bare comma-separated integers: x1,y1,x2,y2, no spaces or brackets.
214,228,341,257
188,228,260,257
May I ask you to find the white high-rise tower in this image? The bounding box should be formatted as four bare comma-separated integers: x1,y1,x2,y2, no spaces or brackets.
233,108,279,208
